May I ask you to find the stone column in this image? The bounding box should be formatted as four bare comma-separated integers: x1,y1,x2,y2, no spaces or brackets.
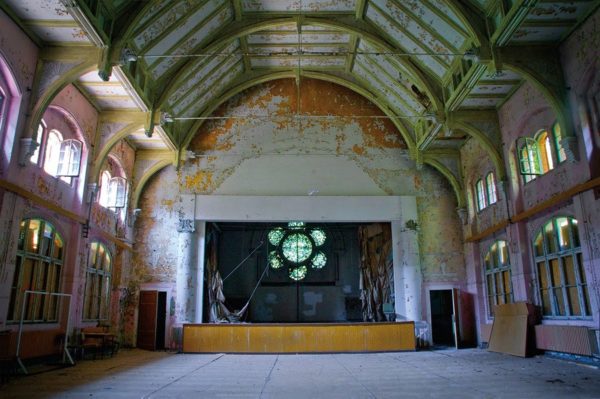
194,221,206,323
176,219,196,325
392,197,422,321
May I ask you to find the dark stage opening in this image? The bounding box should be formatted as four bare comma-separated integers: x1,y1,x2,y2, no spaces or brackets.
204,222,393,323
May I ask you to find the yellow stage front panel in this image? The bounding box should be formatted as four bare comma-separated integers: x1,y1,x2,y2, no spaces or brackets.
183,322,415,353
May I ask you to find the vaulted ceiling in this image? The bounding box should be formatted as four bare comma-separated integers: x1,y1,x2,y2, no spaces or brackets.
2,0,597,170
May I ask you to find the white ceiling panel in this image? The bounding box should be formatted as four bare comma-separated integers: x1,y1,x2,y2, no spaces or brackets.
242,0,356,12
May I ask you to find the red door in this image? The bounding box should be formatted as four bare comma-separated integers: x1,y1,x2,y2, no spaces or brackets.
137,290,158,350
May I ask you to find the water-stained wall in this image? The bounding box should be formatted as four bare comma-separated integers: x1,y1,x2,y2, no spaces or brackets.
133,78,465,343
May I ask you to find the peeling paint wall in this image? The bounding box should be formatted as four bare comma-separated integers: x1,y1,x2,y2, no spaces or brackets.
133,79,465,341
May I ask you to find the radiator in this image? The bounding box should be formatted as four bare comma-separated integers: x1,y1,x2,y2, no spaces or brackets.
535,325,599,356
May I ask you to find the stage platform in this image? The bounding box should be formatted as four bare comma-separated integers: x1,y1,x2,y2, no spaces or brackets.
183,322,415,353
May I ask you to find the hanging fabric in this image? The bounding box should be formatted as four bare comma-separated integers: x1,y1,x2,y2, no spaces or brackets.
205,227,266,323
358,223,393,322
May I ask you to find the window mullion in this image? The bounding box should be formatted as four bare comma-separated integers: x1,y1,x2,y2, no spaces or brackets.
573,250,588,317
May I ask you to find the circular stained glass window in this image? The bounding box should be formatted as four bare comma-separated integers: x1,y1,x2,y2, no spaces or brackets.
310,229,326,247
311,251,327,269
287,221,305,230
281,233,313,263
289,265,307,281
268,251,283,269
268,228,284,246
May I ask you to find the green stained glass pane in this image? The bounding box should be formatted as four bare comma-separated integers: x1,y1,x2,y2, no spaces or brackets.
311,251,327,269
269,251,283,269
287,221,305,230
268,228,284,246
282,233,313,263
289,265,307,281
310,229,326,246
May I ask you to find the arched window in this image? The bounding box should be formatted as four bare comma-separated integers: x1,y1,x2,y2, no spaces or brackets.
29,111,83,183
536,130,554,172
98,170,111,207
483,240,513,316
0,86,6,126
98,171,128,209
533,217,590,317
486,172,497,205
8,219,64,322
552,122,567,163
475,179,487,211
517,122,566,183
83,242,112,320
43,129,63,175
0,56,21,166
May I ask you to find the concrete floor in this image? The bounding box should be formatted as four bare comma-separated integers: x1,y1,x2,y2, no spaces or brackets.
1,349,600,398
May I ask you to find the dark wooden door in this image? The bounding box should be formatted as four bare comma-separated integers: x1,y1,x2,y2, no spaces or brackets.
137,290,158,350
430,289,454,346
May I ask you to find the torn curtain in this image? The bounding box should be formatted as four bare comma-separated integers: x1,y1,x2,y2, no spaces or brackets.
358,223,394,322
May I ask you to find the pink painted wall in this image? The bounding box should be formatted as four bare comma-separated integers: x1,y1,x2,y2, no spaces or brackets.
0,9,38,176
560,10,600,176
499,82,589,215
461,137,508,234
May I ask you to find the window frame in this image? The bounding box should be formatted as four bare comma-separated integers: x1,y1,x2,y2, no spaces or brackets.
483,240,514,317
517,121,566,183
43,129,63,176
533,217,590,319
56,138,83,177
475,179,487,211
83,241,112,321
30,121,83,184
485,172,497,205
8,219,64,324
30,120,46,165
0,87,6,130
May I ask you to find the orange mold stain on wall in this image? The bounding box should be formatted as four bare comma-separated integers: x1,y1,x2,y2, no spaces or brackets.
352,144,365,155
161,199,174,211
182,170,214,193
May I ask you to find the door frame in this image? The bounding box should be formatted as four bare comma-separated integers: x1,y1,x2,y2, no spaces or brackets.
425,284,457,347
136,283,172,349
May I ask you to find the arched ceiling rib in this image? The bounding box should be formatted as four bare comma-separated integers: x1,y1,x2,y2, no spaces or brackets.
120,0,476,148
4,0,597,196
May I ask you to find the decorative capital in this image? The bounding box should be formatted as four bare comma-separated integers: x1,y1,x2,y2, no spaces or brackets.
456,207,468,225
177,219,195,233
18,138,38,166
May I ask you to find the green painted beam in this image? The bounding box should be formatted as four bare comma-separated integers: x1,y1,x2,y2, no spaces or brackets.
445,62,489,111
155,16,444,117
355,0,367,20
388,0,462,53
491,0,537,46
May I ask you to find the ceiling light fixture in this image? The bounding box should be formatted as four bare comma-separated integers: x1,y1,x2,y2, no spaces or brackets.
120,48,138,64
